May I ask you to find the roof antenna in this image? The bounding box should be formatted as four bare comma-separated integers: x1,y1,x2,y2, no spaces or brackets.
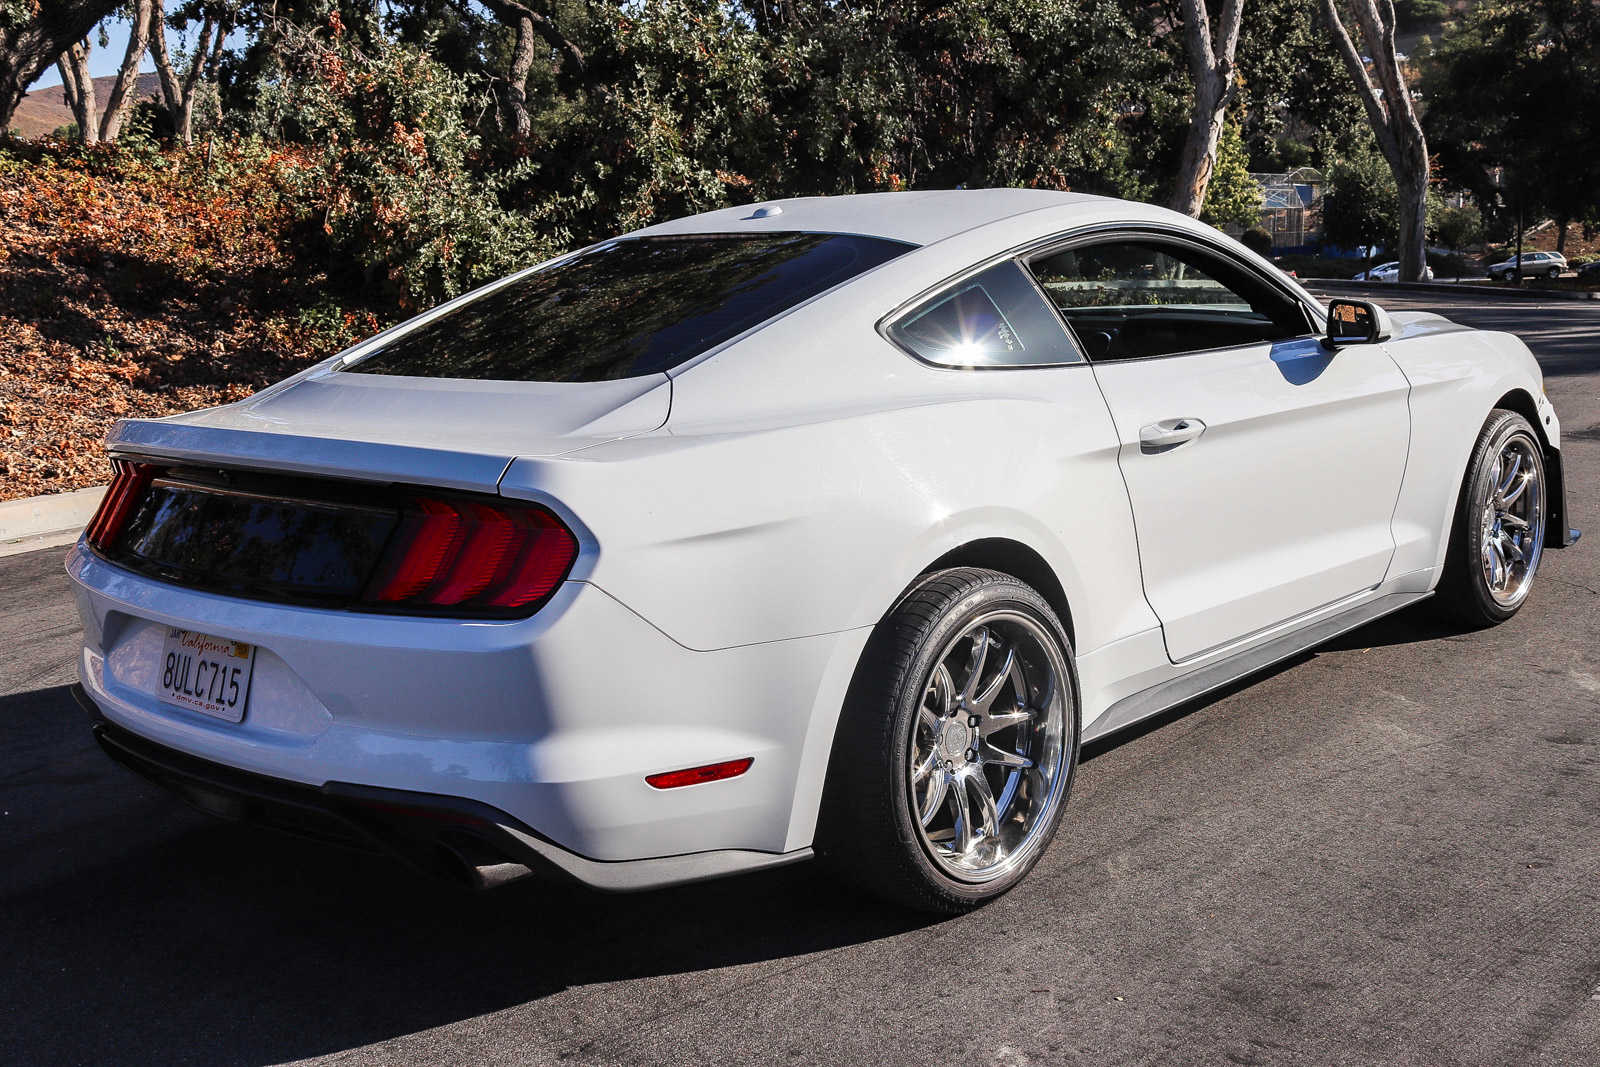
743,204,783,219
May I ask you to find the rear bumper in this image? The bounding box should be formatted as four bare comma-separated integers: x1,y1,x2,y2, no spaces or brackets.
67,541,857,872
78,684,811,892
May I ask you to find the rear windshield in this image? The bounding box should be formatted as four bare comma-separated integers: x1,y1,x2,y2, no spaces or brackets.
343,232,914,382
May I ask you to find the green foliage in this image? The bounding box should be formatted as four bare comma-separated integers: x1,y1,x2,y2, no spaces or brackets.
1200,120,1262,230
1433,205,1484,252
1424,0,1600,231
1321,135,1445,253
1393,0,1449,30
1233,0,1366,170
0,0,38,30
752,0,1163,199
1322,136,1408,256
252,14,558,308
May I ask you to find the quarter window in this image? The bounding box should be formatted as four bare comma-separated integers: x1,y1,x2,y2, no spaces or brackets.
1027,238,1311,361
888,260,1082,368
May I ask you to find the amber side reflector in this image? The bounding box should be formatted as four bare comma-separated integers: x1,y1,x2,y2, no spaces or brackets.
645,757,755,790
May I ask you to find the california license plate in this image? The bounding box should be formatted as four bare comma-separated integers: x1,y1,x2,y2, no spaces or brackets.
159,628,256,722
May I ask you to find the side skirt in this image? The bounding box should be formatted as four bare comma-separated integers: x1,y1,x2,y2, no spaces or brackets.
1083,590,1433,744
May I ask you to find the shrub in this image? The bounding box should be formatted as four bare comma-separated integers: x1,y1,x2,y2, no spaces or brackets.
252,14,560,310
1240,227,1274,257
1426,251,1484,278
1434,205,1484,251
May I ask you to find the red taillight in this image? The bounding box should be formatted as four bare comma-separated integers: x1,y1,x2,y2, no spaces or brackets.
86,460,157,551
645,757,755,790
365,496,577,615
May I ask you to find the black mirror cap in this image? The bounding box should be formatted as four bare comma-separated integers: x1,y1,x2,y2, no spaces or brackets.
1324,298,1391,347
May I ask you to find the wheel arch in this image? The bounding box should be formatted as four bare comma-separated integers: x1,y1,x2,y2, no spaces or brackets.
1493,388,1548,449
917,538,1077,650
1492,387,1573,548
785,535,1084,853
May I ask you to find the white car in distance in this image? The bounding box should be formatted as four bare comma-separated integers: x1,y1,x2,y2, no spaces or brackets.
1353,260,1435,282
70,190,1580,912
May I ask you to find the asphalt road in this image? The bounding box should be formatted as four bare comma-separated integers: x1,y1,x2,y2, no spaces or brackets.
3,289,1598,1066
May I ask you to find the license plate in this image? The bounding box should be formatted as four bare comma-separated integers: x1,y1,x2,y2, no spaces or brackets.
159,627,256,722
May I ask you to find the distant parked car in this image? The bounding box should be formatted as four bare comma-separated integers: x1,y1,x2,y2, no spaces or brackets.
1353,261,1435,282
1576,260,1600,281
1488,251,1567,280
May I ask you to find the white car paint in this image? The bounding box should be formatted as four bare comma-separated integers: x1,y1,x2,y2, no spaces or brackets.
68,190,1565,888
1088,335,1411,662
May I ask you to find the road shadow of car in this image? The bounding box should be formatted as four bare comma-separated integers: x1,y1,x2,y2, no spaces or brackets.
0,684,931,1066
1079,602,1478,763
0,598,1515,1064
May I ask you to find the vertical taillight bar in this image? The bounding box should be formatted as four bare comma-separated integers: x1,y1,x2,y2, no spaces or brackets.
86,460,156,551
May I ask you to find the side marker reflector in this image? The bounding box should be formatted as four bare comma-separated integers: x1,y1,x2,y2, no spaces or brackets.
645,757,754,790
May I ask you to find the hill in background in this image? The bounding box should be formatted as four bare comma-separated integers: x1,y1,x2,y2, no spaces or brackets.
9,74,162,139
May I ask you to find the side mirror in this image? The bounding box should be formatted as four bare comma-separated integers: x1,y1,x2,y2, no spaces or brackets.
1324,298,1393,347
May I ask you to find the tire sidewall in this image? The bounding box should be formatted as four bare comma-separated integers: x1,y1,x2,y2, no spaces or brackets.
1456,412,1546,623
884,577,1080,907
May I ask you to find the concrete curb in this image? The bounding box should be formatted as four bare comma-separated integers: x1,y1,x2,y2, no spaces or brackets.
0,485,105,558
1305,278,1600,302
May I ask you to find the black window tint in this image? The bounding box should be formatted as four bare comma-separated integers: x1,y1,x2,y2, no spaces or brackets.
889,260,1082,368
345,232,913,382
1028,238,1310,361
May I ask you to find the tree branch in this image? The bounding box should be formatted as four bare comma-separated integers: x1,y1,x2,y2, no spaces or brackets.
477,0,586,79
0,0,124,133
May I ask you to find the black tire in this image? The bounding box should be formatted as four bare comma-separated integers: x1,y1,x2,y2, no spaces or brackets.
1436,409,1548,627
1548,267,1561,280
816,567,1079,914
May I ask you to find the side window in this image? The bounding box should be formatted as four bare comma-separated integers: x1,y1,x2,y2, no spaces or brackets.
1027,238,1312,361
888,260,1082,368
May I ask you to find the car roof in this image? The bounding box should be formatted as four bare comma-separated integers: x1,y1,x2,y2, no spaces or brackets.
630,189,1118,247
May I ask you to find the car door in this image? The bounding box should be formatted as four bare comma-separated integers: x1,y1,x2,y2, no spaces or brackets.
1026,232,1412,663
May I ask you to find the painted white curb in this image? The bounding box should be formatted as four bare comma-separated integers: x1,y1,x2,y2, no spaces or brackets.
0,485,106,557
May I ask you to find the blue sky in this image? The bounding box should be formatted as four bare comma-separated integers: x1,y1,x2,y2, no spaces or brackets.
27,17,247,92
29,19,151,91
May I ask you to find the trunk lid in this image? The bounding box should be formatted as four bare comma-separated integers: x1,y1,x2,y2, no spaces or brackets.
108,368,671,494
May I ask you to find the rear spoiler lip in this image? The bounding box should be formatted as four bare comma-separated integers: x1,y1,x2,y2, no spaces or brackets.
107,419,515,496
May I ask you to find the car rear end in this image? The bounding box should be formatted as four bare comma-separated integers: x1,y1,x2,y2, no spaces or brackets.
68,227,916,890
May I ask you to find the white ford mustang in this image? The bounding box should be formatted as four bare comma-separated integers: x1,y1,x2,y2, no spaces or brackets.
69,190,1579,912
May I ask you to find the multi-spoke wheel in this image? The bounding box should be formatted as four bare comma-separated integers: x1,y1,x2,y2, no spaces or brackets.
1440,409,1548,626
909,613,1069,882
817,568,1078,913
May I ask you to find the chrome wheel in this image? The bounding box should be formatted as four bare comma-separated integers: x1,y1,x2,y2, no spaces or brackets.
1477,429,1546,608
907,610,1070,883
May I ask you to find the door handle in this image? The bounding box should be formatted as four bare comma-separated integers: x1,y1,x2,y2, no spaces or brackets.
1139,417,1206,454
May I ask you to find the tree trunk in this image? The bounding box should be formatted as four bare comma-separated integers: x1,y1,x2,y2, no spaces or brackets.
174,14,218,145
1169,0,1247,218
1171,75,1231,217
1555,218,1568,254
1320,0,1431,282
148,1,183,118
1396,170,1428,285
501,14,537,139
98,0,155,142
0,0,123,133
201,12,228,129
57,41,97,143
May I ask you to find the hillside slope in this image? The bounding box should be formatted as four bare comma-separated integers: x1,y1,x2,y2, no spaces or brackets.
10,74,162,139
